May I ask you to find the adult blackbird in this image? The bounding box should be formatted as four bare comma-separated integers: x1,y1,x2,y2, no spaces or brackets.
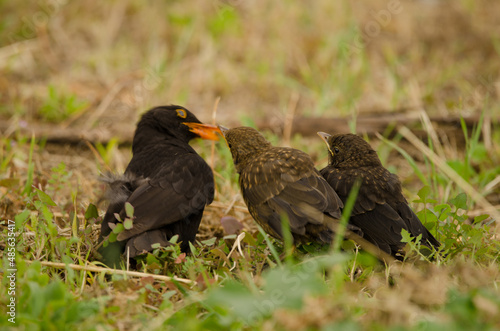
317,132,441,258
97,105,219,267
219,126,362,245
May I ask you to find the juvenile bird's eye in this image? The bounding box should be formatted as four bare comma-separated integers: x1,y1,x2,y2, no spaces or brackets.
334,147,339,153
176,109,187,118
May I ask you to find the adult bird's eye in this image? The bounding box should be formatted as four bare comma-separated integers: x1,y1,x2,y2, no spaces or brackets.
176,109,187,118
334,147,339,153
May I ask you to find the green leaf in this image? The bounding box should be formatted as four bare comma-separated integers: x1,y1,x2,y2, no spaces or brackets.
301,243,320,254
471,144,488,163
201,237,217,246
113,213,122,223
123,218,133,230
449,193,467,210
416,209,438,226
146,253,159,266
169,235,179,244
34,187,57,206
124,202,134,218
242,231,257,246
434,204,452,221
417,185,431,200
189,242,198,256
473,214,489,224
400,229,412,243
39,203,54,222
108,232,117,243
84,203,99,220
15,209,31,226
112,223,124,234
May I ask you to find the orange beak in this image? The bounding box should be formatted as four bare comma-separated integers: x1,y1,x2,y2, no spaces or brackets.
183,122,221,141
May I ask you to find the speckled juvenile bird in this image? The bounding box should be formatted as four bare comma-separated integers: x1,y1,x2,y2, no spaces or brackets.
97,105,220,267
317,132,441,258
219,126,362,245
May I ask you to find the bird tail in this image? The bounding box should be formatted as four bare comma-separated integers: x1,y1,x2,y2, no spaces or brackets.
98,172,147,206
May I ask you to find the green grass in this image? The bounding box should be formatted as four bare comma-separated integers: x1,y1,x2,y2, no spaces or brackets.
1,118,500,330
39,85,89,123
1,0,500,330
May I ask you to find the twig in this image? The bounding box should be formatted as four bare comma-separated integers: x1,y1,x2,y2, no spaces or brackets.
484,175,500,195
224,232,246,271
418,109,445,158
126,246,130,273
30,260,196,285
224,194,240,215
210,97,221,171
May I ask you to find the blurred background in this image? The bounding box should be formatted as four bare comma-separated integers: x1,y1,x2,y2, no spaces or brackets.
2,3,500,328
1,0,498,139
1,0,500,217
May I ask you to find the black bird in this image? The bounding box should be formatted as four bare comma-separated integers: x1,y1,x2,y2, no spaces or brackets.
97,105,220,267
219,126,362,245
317,132,441,258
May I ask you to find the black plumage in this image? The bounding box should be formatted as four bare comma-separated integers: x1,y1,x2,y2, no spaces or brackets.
97,105,219,267
219,126,362,245
318,132,441,258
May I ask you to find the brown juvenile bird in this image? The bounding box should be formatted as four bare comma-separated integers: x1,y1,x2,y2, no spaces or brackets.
219,126,362,245
317,132,441,258
97,105,220,267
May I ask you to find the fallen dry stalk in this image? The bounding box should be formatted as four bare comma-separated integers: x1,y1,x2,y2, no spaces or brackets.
210,96,221,170
29,260,196,285
398,126,500,224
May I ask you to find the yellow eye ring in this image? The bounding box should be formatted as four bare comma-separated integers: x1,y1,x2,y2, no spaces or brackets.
176,109,187,118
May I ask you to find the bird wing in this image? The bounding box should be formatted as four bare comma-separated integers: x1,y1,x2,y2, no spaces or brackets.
320,166,404,214
394,201,441,248
320,166,439,252
242,149,343,237
115,153,214,241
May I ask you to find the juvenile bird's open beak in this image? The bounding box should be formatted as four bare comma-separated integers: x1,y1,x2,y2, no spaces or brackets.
317,132,334,156
183,123,221,140
217,125,232,149
317,131,332,143
218,125,229,138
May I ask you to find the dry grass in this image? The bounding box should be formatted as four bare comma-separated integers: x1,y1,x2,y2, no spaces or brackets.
2,0,499,122
1,0,500,330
